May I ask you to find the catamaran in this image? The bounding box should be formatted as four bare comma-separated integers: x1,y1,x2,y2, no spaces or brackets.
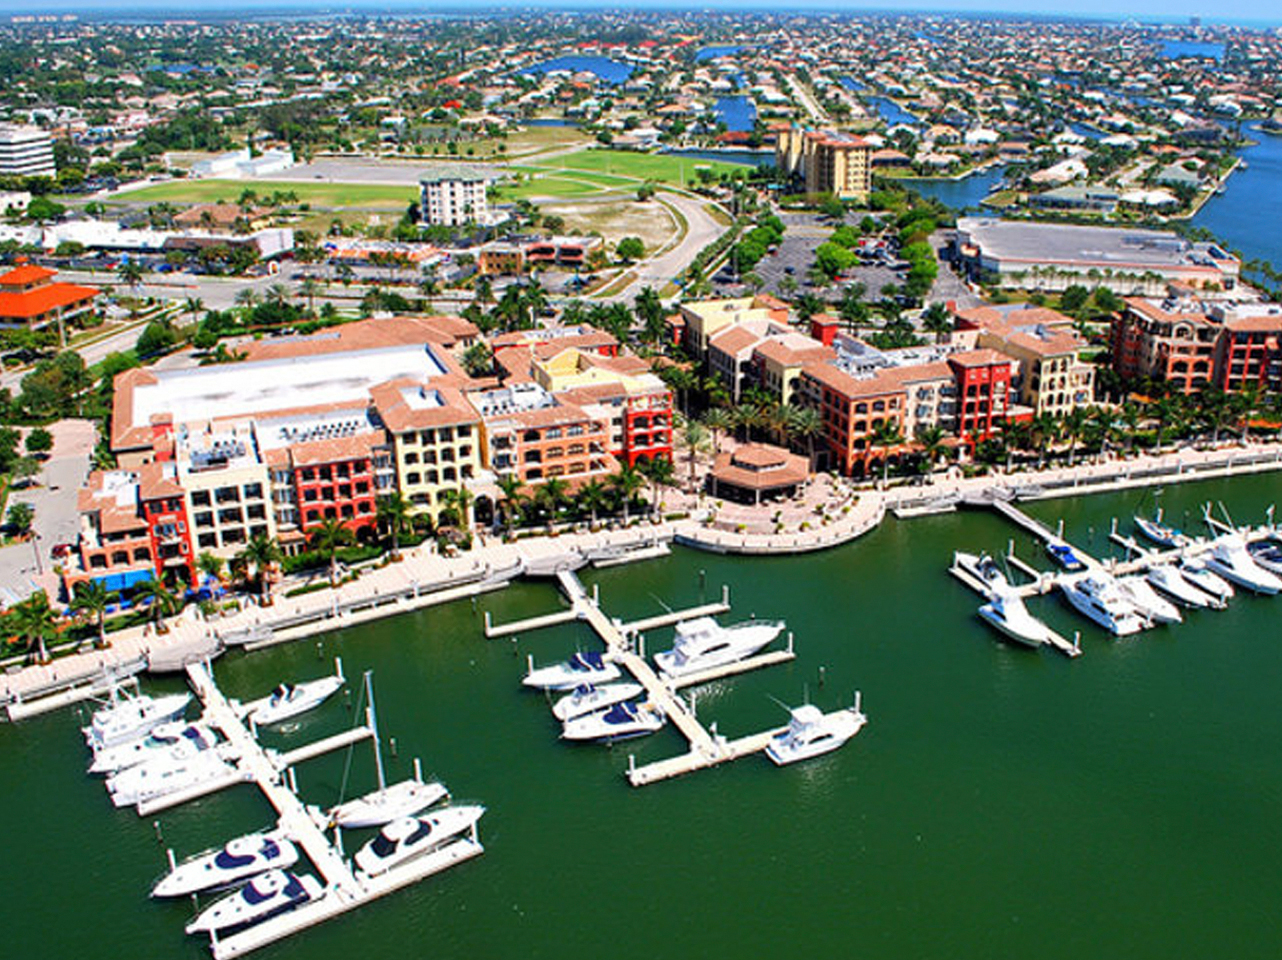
84,690,191,750
353,805,485,877
88,722,220,776
652,616,784,678
185,870,323,936
152,829,299,898
522,650,621,691
765,695,868,766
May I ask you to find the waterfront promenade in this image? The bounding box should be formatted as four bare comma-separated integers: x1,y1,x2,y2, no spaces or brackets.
5,439,1282,713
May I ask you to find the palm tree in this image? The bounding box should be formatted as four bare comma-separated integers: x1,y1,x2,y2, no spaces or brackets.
235,288,261,313
72,580,116,649
1061,406,1091,466
533,477,569,528
641,456,676,517
298,278,323,316
1151,396,1180,454
9,589,57,662
1031,411,1060,468
376,492,413,559
496,474,526,537
309,518,353,588
702,408,732,454
634,286,666,344
134,577,179,635
921,302,952,343
784,404,823,466
196,551,225,584
678,420,711,490
183,297,205,326
265,283,292,308
1119,401,1143,455
608,464,645,524
438,486,474,531
238,533,283,605
915,424,948,477
870,420,905,485
576,478,608,526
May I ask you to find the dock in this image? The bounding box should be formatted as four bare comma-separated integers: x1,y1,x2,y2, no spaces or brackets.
146,662,485,958
486,572,796,787
946,557,1081,658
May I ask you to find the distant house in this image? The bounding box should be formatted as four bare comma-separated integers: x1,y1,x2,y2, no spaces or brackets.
1031,185,1119,213
0,260,98,339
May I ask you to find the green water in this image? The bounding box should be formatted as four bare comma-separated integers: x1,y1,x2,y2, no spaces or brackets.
5,475,1282,960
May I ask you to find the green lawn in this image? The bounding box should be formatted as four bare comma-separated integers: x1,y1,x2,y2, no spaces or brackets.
498,177,617,200
533,149,749,186
108,179,419,208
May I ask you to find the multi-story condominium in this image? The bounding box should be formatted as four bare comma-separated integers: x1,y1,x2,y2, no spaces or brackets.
469,382,613,485
1111,298,1282,395
0,124,55,178
797,361,908,477
673,295,790,361
419,165,503,227
948,350,1014,445
775,125,873,201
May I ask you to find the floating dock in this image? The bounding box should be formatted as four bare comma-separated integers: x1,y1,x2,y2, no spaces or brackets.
487,572,796,787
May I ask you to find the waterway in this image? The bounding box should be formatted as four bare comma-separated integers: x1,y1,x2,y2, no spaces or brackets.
901,164,1007,211
1192,124,1282,271
712,95,756,133
1160,39,1226,61
5,475,1282,959
521,56,633,85
695,45,742,61
865,95,921,130
663,147,771,167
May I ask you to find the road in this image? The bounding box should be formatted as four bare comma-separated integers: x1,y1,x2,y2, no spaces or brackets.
785,73,828,124
600,191,730,303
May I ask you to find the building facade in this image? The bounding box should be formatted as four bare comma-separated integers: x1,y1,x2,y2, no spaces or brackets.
776,126,873,201
0,124,55,178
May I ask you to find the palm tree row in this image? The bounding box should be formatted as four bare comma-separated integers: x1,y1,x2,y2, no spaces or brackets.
490,462,664,534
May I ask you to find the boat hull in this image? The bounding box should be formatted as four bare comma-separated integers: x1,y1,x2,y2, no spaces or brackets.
977,603,1047,648
152,833,298,899
332,779,450,829
353,805,484,877
249,676,344,726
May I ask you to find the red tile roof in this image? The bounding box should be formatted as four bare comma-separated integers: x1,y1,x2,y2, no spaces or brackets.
0,282,98,319
0,264,57,286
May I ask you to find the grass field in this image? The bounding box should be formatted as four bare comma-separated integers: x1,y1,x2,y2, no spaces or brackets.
534,148,749,185
109,179,419,208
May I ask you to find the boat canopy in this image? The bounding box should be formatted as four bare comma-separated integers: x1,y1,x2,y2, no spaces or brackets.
572,651,605,671
214,847,257,871
602,702,636,724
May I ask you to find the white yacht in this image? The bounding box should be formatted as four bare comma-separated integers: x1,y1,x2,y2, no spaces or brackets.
248,675,345,726
653,616,784,678
976,591,1055,648
551,682,645,722
88,722,219,776
1205,535,1282,594
353,805,485,877
522,651,621,691
331,779,449,829
1118,575,1183,624
1146,565,1223,610
107,750,235,808
1059,574,1148,636
765,697,868,766
185,870,323,936
953,551,1013,595
152,830,298,898
1178,559,1235,602
84,691,191,750
1247,538,1282,576
561,701,666,742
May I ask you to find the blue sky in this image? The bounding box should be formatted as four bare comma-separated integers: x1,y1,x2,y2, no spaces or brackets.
2,0,1276,26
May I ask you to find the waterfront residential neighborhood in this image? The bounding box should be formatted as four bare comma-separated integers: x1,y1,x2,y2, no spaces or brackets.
3,7,1282,960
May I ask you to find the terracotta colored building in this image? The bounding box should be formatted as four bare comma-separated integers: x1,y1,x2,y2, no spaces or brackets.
0,261,98,339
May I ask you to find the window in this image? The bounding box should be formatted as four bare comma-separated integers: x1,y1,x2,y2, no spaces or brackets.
419,429,435,445
195,512,213,528
216,486,239,503
244,483,263,499
247,504,266,521
405,452,419,465
191,490,211,507
457,425,471,438
112,551,128,565
406,472,421,485
198,533,217,548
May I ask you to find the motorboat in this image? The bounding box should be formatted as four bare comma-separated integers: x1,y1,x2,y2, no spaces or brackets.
1118,575,1183,624
1134,511,1186,549
152,830,298,898
1146,565,1223,610
551,682,645,722
1205,535,1282,594
653,616,784,678
765,697,868,766
952,550,1013,595
107,750,235,808
1058,574,1148,636
353,805,485,877
522,650,621,691
1246,538,1282,576
89,722,219,776
331,779,449,829
84,691,191,750
561,701,666,742
1045,540,1087,573
248,674,345,726
185,870,323,936
976,591,1055,648
1178,559,1235,602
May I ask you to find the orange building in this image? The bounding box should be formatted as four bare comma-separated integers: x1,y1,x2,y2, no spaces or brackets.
0,261,98,339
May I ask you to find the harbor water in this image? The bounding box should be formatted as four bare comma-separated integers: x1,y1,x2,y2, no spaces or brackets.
4,474,1282,959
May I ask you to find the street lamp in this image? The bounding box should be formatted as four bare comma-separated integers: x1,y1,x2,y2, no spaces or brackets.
30,530,43,576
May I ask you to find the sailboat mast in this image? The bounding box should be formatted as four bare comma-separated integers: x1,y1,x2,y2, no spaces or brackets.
364,671,386,793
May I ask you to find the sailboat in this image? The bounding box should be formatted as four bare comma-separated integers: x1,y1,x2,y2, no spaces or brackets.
330,672,449,829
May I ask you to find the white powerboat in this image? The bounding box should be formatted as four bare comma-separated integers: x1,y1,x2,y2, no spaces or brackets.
1205,535,1282,594
523,651,621,691
976,591,1055,648
653,616,784,678
84,691,191,749
152,830,298,898
952,550,1013,595
332,779,449,829
551,682,645,722
1118,575,1183,624
1146,565,1223,610
1178,559,1235,601
1247,538,1282,576
353,805,485,877
561,701,666,742
1134,511,1187,548
765,697,868,766
1059,574,1148,636
248,675,345,726
89,722,219,776
107,750,235,808
185,870,323,936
